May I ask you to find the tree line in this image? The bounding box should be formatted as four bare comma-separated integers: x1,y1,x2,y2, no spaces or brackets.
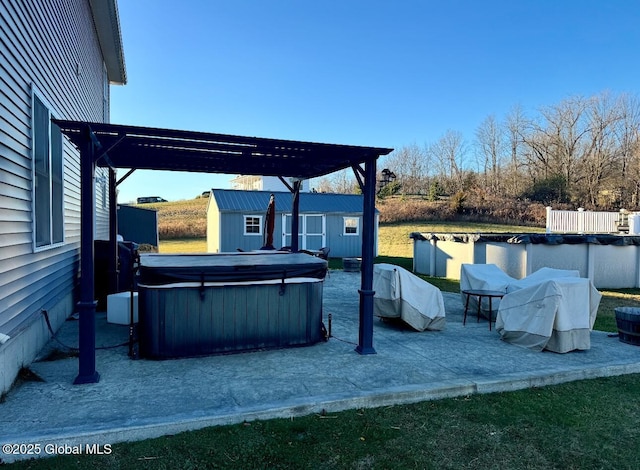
316,91,640,210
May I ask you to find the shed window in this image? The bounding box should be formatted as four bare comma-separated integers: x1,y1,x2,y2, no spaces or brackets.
33,93,64,249
343,217,359,235
244,215,262,235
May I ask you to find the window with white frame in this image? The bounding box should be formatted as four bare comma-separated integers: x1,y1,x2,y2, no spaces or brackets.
32,92,64,249
343,217,359,235
244,215,262,235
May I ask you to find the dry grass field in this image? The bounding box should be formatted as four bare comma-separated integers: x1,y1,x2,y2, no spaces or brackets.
140,197,208,240
159,238,207,253
147,194,548,242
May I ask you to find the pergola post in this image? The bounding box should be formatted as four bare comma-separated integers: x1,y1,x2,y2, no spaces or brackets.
74,127,100,385
356,157,377,354
291,180,301,252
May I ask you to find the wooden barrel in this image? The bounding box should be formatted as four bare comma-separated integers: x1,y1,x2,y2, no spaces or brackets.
614,307,640,346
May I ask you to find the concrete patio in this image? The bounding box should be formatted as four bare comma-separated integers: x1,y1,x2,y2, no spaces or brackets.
1,270,639,463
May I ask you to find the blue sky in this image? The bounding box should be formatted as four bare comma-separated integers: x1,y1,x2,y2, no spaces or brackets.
111,0,640,203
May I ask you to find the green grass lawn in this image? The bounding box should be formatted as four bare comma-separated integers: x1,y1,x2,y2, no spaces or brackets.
158,238,207,253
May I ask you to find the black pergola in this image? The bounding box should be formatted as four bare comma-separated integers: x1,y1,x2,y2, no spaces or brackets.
54,120,393,384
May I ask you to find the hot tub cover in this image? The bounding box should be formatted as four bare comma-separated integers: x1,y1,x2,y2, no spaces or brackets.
138,252,327,285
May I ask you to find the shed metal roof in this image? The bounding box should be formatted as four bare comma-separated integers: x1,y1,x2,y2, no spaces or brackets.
211,189,374,213
54,121,392,179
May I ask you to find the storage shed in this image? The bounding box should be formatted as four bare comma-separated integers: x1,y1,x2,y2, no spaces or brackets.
117,204,159,246
207,189,378,258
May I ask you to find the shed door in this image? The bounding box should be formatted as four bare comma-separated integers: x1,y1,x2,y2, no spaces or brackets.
282,214,326,250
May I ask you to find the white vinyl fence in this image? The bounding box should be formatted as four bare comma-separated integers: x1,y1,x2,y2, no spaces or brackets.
545,207,626,234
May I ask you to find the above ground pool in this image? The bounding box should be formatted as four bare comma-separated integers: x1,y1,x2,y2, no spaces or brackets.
411,232,640,289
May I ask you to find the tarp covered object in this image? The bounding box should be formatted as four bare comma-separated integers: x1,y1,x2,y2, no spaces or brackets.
460,263,516,315
507,267,580,292
495,277,602,353
373,263,445,331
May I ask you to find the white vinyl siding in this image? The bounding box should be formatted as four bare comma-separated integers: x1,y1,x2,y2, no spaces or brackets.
0,0,109,337
103,62,109,122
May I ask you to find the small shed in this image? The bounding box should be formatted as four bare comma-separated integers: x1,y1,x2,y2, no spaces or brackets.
117,204,159,246
207,189,378,258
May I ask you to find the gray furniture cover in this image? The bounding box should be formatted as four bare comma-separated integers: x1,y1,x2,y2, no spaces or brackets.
373,263,445,331
460,263,516,315
495,277,601,353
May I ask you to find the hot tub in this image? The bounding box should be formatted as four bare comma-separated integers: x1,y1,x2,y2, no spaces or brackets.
137,252,328,358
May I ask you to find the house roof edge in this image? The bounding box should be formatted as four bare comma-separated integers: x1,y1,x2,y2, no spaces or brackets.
89,0,127,84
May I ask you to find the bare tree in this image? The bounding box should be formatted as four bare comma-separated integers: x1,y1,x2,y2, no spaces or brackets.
475,115,505,195
579,93,623,207
314,169,358,194
518,97,591,203
381,143,430,195
614,94,640,207
503,105,528,197
428,130,467,194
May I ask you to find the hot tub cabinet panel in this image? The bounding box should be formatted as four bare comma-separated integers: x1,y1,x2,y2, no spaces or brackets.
138,279,324,358
137,253,327,358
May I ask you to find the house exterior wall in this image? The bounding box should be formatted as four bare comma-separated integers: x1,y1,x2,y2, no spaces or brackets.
0,0,112,394
325,214,361,258
230,175,310,192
